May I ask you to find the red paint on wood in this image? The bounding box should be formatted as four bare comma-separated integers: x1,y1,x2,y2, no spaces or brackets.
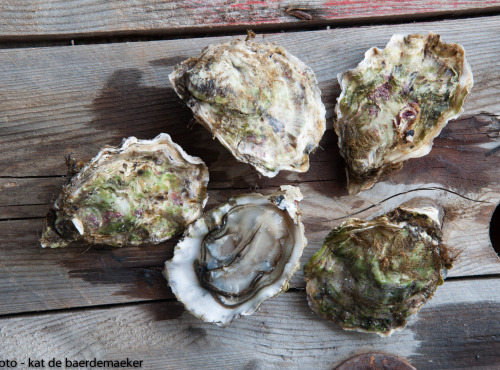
231,4,251,11
230,0,269,9
323,0,359,6
2,0,500,37
245,1,268,5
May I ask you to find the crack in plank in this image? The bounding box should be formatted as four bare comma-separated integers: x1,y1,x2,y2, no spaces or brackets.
328,186,491,221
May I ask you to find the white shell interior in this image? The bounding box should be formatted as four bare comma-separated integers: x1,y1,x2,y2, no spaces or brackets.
164,186,306,326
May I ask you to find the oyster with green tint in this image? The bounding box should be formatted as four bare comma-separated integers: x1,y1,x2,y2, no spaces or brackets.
335,33,473,194
169,38,326,177
304,200,454,336
41,133,209,248
164,185,306,326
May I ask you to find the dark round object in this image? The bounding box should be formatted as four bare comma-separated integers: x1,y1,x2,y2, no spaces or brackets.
490,203,500,257
335,353,416,370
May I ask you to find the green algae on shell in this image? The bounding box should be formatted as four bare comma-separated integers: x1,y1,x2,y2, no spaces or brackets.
40,133,209,248
169,38,326,177
335,33,473,194
304,201,454,336
164,185,306,326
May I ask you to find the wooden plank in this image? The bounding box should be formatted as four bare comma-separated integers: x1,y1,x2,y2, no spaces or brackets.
0,278,498,369
2,16,500,178
2,116,498,206
0,218,175,314
0,16,499,315
0,183,498,315
1,1,500,40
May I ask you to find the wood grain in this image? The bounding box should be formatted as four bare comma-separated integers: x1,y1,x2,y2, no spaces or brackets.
0,16,499,315
1,16,500,178
0,195,497,311
1,1,500,40
0,278,498,369
0,182,498,315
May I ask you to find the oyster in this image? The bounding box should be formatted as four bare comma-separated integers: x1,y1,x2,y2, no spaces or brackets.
164,185,306,326
304,200,454,336
169,38,326,177
41,133,209,248
335,33,473,194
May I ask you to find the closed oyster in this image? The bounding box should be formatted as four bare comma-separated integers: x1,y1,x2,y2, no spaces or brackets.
164,185,306,326
304,200,454,336
41,133,209,248
169,38,326,177
335,33,473,194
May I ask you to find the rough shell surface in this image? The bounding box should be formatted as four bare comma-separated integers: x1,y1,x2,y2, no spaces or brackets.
164,185,307,326
40,133,209,248
335,33,473,194
169,38,326,177
303,201,454,336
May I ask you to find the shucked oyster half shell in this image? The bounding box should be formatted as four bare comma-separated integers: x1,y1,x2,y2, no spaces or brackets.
41,133,209,248
304,200,454,336
169,38,326,177
164,185,306,326
335,33,473,194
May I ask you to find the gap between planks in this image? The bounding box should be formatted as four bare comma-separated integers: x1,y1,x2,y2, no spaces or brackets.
0,297,176,321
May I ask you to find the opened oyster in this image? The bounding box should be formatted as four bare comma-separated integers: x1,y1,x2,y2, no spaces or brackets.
41,133,209,248
335,33,473,194
169,38,326,177
164,185,306,326
304,200,454,336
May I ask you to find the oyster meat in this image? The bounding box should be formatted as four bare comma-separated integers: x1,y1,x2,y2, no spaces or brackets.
304,200,454,336
169,38,326,177
41,133,209,248
335,33,473,194
164,185,306,326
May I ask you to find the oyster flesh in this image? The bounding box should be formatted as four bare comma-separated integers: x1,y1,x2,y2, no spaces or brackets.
335,33,473,194
164,185,306,326
169,38,326,177
41,133,209,248
304,200,454,336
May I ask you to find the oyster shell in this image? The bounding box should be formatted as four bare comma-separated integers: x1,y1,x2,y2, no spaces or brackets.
335,33,473,194
164,185,306,326
304,200,454,336
40,133,209,248
169,38,326,177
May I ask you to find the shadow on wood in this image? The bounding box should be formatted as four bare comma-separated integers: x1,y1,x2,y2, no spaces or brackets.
89,68,191,141
392,114,500,193
60,244,174,300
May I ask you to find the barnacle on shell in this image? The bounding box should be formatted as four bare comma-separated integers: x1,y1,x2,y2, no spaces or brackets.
335,33,473,194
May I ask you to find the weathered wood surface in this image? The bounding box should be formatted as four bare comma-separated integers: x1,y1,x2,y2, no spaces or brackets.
1,183,497,315
1,16,499,315
1,278,499,369
1,1,500,40
3,16,500,177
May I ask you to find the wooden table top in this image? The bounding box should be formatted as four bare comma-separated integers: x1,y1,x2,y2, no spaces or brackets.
1,1,499,369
